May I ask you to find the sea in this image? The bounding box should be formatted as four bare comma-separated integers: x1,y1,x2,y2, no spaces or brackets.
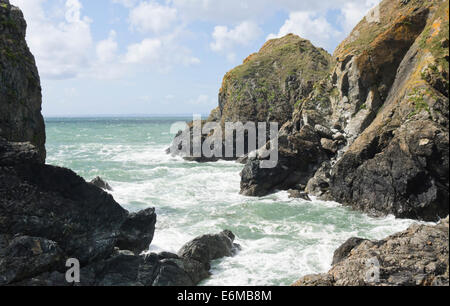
45,116,421,286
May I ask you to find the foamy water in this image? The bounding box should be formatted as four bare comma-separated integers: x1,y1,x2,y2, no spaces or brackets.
46,117,421,286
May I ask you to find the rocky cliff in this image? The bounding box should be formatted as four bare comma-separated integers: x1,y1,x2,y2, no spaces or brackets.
0,1,238,286
0,0,45,163
293,216,449,286
169,34,333,161
240,0,449,222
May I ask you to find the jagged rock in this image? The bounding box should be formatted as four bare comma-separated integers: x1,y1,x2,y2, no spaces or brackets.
116,208,157,255
320,138,339,154
239,0,449,221
168,34,333,162
0,1,46,162
0,235,65,285
240,118,329,197
331,237,367,265
0,139,157,285
294,217,449,286
90,176,113,191
288,190,311,201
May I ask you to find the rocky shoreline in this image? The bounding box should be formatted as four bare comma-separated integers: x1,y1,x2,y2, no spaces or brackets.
1,0,449,286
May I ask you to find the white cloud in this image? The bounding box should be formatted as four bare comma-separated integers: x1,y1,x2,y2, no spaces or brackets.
111,0,138,8
11,0,93,79
96,30,118,63
129,1,178,34
211,21,262,61
124,35,200,72
188,94,216,106
267,12,342,52
340,0,381,33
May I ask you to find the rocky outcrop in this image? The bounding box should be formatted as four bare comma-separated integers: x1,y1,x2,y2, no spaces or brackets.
168,34,333,162
239,0,449,221
9,230,239,286
0,137,157,285
0,0,45,163
293,216,449,286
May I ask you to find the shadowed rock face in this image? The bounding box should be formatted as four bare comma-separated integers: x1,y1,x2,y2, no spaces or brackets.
0,138,157,285
239,0,449,221
294,217,449,286
0,0,46,163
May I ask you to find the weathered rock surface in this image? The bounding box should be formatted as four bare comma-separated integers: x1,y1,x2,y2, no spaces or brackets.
0,0,45,162
294,217,449,286
0,138,157,285
10,230,239,286
239,0,449,221
168,34,333,162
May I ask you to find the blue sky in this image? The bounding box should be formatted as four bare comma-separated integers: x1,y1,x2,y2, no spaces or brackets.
10,0,380,116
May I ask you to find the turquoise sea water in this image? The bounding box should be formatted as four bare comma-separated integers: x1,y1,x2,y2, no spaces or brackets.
45,117,420,286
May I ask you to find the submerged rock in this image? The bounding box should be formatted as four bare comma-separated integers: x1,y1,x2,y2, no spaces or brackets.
293,217,449,286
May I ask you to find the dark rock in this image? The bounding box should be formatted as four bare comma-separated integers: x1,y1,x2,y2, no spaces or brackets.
0,139,157,285
0,235,65,285
0,1,46,162
240,122,329,197
178,230,240,269
90,176,113,191
116,208,157,254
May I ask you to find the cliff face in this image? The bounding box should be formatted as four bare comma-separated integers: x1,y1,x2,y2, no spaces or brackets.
0,0,45,162
169,34,333,161
218,34,332,126
240,0,449,222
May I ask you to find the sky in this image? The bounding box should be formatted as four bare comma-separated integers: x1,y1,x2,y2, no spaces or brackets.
10,0,380,116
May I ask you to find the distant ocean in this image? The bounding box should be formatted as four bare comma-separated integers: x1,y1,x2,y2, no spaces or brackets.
45,116,418,286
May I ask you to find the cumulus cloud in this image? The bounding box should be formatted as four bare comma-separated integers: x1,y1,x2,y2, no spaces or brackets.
11,0,93,79
96,30,118,63
129,1,178,34
267,12,342,52
124,35,200,72
210,21,262,62
340,0,381,33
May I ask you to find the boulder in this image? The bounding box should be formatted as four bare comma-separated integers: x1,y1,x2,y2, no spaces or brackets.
178,230,240,269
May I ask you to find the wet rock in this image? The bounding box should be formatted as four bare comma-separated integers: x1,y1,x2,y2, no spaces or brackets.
116,208,157,255
90,176,113,191
178,230,240,269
